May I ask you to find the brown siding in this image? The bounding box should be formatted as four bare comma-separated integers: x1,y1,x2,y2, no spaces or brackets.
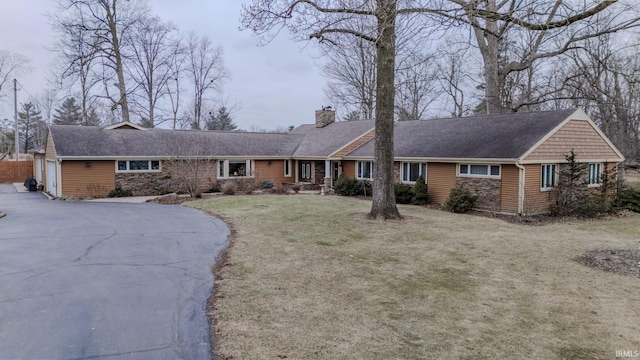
0,161,33,182
45,132,57,161
426,163,457,205
333,129,375,157
524,119,620,162
523,164,551,214
341,161,356,179
500,164,520,213
61,160,115,198
255,160,294,187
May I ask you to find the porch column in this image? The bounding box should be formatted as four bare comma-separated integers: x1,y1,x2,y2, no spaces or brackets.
324,160,331,194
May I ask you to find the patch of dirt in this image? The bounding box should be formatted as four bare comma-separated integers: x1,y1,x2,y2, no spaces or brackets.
576,249,640,278
469,209,638,226
148,193,191,205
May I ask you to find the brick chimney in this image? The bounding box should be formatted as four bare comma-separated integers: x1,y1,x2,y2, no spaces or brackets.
315,106,336,128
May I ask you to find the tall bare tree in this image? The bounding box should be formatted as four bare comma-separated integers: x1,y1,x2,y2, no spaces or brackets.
50,5,101,126
186,33,228,130
427,0,640,114
559,35,640,161
125,16,178,127
53,0,150,123
395,52,440,121
242,0,402,219
0,50,29,102
322,36,377,120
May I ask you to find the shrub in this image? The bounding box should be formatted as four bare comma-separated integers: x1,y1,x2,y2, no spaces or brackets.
261,180,274,189
108,187,133,198
394,183,413,204
221,182,237,195
334,174,372,197
446,187,478,213
616,187,640,212
412,176,428,205
205,184,221,193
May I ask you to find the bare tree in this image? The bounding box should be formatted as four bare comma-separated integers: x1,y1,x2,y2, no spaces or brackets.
167,37,187,130
186,33,228,130
437,50,471,117
125,16,178,127
0,50,29,102
164,132,216,198
322,36,377,120
50,5,101,126
560,35,640,161
242,0,403,219
36,89,60,124
53,0,150,123
395,52,440,121
426,0,640,114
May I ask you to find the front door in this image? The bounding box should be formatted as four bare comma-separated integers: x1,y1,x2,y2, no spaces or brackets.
298,161,312,182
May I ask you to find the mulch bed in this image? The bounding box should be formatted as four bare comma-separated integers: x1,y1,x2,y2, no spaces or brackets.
576,249,640,278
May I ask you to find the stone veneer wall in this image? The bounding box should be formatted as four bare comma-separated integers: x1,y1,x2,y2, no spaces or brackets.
313,161,325,185
456,177,501,211
115,169,176,196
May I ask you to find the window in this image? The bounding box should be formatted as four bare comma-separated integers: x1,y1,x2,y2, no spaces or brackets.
589,163,602,186
116,160,160,172
402,162,427,183
284,160,292,177
541,164,557,190
458,164,500,178
357,161,374,180
218,160,254,178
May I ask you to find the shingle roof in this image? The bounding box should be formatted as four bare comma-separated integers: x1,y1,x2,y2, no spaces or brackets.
346,109,577,159
49,126,304,158
290,120,375,157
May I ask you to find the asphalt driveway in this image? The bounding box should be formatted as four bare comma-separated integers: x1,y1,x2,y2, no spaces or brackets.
0,184,229,359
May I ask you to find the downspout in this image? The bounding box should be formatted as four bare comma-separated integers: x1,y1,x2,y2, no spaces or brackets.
515,160,525,215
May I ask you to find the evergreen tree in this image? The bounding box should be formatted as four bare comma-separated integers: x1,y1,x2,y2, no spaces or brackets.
18,102,45,152
206,106,237,131
53,97,82,125
85,107,101,126
412,176,428,205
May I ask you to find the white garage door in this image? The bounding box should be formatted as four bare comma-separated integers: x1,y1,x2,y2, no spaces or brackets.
46,160,57,196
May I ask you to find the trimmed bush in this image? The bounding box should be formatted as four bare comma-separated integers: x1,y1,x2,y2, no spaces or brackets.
412,176,428,205
446,187,478,213
108,187,133,198
394,183,413,204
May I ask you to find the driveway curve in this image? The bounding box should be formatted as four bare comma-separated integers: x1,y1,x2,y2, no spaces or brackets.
0,185,228,359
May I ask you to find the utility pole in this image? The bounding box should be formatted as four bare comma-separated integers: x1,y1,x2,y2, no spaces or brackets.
14,79,19,161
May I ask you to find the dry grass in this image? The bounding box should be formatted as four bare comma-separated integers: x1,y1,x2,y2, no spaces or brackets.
188,195,640,360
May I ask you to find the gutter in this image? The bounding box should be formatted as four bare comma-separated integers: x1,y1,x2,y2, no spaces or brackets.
515,160,525,215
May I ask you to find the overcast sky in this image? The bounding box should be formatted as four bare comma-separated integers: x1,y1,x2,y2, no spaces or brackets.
0,0,327,130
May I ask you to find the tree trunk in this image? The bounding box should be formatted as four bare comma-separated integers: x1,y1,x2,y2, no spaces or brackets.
104,0,130,123
369,0,401,220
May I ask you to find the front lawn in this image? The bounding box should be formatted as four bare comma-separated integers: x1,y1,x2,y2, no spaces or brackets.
188,195,640,360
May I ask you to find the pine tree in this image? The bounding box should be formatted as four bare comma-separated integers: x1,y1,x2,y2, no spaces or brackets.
53,98,82,125
85,107,101,126
18,102,45,152
206,106,237,131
